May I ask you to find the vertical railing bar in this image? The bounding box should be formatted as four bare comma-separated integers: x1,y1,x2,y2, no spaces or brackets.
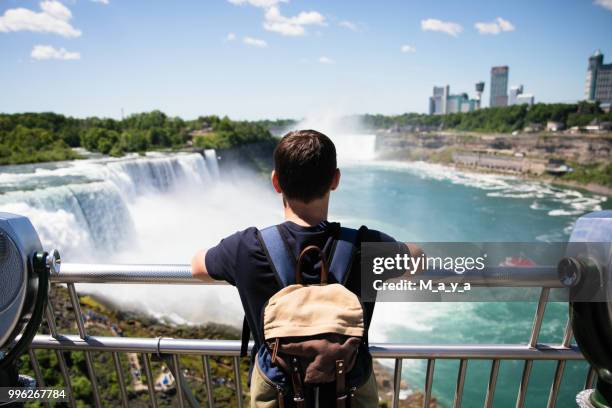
232,356,243,408
66,283,87,338
528,288,550,348
483,359,500,408
546,317,573,408
172,354,186,408
55,350,76,408
391,358,402,408
515,360,533,408
45,302,59,337
561,319,573,348
423,359,435,408
202,356,215,408
585,366,597,390
27,350,50,408
112,352,129,408
546,360,566,408
453,359,468,408
45,292,75,408
142,353,159,408
67,282,102,408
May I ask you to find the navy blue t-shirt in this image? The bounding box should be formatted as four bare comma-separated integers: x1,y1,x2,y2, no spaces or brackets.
205,220,399,349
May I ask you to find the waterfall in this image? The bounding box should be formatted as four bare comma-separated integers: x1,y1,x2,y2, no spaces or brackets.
331,133,377,162
0,152,219,260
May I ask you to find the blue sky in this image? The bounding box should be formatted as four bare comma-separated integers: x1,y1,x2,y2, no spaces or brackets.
1,0,611,120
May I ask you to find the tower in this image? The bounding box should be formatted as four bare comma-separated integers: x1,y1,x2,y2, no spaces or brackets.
490,66,509,107
475,82,485,109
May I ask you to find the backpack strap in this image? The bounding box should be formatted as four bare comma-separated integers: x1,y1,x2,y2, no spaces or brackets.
328,227,359,285
241,225,295,358
258,225,296,287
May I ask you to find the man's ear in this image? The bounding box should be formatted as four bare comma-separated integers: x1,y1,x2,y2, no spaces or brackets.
330,168,341,191
271,170,282,193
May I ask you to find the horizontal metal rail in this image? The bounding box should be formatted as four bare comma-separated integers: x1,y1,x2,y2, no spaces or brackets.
56,263,564,287
29,335,583,360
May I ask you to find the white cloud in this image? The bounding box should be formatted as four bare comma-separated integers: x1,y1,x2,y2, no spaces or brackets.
91,0,109,4
318,56,334,64
263,6,325,36
0,1,81,38
226,32,236,41
421,18,462,37
228,0,286,8
339,20,358,31
243,36,267,47
31,44,80,60
400,44,416,53
227,0,325,37
594,0,612,10
475,17,515,35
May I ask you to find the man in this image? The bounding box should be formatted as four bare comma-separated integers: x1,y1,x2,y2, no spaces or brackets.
191,129,418,406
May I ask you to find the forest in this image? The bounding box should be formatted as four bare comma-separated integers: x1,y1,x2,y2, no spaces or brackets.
0,111,277,165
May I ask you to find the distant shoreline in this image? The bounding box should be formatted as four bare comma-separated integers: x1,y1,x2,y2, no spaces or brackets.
448,162,612,198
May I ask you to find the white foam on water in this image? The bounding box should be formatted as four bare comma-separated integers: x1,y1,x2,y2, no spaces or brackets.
360,160,606,227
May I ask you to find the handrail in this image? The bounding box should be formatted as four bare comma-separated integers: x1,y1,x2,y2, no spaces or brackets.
56,262,564,287
30,334,583,360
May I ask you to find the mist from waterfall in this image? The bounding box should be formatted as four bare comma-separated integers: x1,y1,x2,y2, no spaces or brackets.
0,151,282,325
290,112,378,162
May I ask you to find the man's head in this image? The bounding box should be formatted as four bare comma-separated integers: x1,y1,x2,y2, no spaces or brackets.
272,130,340,204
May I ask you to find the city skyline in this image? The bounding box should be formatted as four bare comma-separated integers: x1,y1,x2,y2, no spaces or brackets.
1,0,612,120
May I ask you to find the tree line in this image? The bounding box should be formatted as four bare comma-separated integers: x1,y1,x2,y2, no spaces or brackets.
0,111,278,165
361,101,612,133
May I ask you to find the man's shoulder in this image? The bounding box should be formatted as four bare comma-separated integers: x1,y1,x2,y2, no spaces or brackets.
358,226,397,243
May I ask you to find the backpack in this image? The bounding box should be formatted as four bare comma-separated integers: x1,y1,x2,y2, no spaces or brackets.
243,225,375,408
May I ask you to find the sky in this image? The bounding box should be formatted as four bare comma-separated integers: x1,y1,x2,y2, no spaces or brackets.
1,0,612,120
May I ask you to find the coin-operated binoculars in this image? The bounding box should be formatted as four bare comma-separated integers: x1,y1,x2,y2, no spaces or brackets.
560,211,612,408
0,213,60,389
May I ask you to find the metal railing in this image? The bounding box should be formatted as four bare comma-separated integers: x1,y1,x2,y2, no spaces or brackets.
24,263,589,408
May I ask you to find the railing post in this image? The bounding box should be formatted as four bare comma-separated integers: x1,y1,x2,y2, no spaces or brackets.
27,350,50,408
453,359,467,408
67,282,102,408
111,352,129,408
392,358,403,408
142,353,159,408
546,320,572,408
585,366,597,390
45,294,76,408
483,359,500,408
233,356,244,408
516,287,550,408
202,356,215,408
423,359,435,408
171,354,186,408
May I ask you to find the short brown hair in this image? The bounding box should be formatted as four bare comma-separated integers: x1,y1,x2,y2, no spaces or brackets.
273,130,337,202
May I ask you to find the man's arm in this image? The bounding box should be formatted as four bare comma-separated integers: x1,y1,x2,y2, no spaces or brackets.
191,249,216,283
405,243,425,274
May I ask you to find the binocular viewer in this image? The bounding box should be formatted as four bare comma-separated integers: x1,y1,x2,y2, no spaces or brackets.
0,211,611,406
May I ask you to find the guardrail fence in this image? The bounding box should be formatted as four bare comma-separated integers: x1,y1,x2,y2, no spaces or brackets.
23,263,590,408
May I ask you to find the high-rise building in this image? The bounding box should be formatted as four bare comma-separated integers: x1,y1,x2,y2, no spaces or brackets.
429,85,449,115
429,85,479,115
490,66,509,107
508,85,535,106
585,50,612,105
